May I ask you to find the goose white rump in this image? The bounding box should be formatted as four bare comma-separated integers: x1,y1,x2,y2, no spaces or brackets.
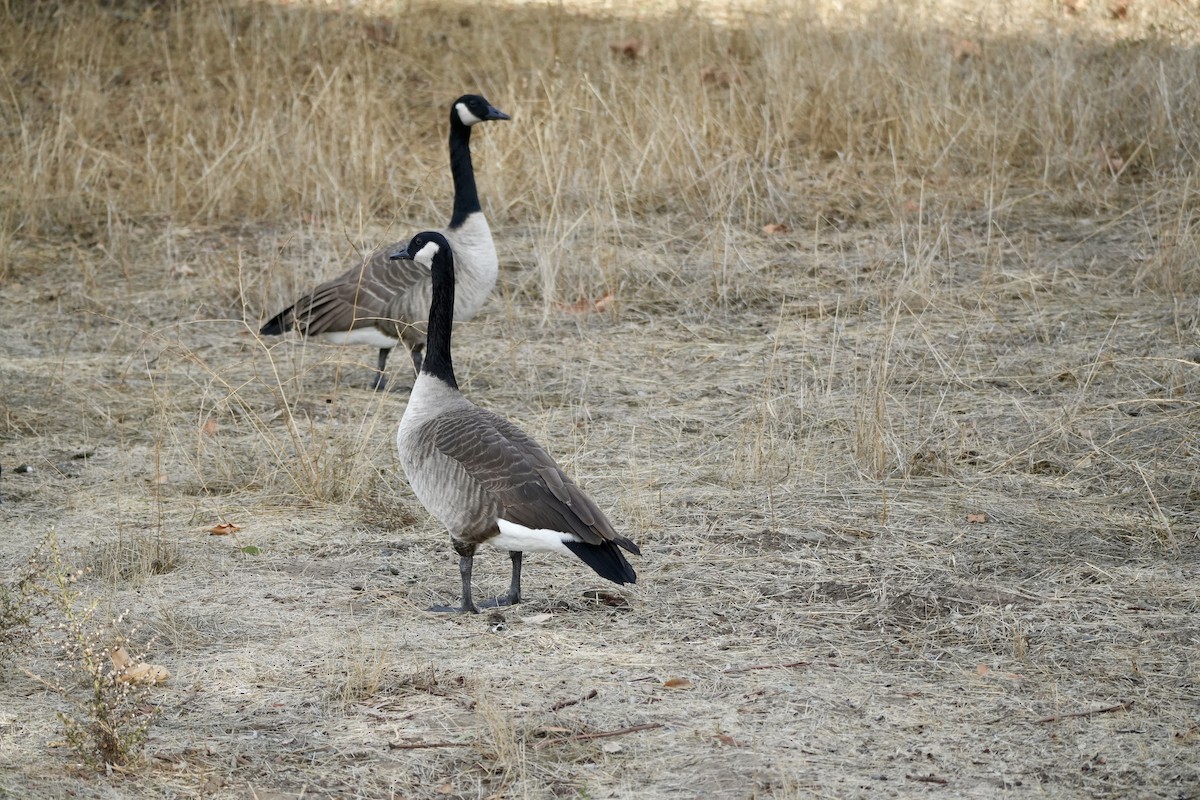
492,519,581,556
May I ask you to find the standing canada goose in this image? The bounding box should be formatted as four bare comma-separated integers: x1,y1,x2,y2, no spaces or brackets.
258,94,510,390
392,231,640,613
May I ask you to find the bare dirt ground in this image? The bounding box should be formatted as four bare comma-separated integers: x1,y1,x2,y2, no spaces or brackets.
2,1,1199,798
4,209,1198,798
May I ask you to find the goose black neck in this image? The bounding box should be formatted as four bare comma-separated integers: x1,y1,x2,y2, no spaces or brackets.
447,116,480,230
422,249,458,389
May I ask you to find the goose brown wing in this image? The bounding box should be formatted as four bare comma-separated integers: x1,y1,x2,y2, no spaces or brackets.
428,407,619,547
283,247,425,335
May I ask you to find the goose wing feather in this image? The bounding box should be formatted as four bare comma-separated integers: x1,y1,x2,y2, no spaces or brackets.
426,407,623,548
280,248,425,335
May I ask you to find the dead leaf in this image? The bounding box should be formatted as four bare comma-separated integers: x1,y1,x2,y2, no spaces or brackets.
110,646,133,670
1063,0,1087,13
952,38,982,63
592,292,615,313
120,663,172,685
976,663,990,676
557,293,615,314
715,734,746,747
582,589,629,607
761,223,789,235
700,66,738,88
208,522,240,536
966,513,987,524
1109,0,1129,20
363,19,396,45
110,647,171,685
170,264,196,278
662,677,693,689
435,783,454,795
976,663,1022,681
520,613,555,625
202,419,219,436
601,741,623,753
609,37,646,59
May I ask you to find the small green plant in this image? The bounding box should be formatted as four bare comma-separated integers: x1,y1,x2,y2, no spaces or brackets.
25,534,161,771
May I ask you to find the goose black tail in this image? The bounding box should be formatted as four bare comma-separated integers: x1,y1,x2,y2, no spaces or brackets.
564,540,638,585
259,308,292,337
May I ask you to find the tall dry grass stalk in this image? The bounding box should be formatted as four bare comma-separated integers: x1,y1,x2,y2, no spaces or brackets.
3,1,1196,254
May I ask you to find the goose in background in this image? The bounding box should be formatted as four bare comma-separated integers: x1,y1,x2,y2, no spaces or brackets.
392,231,640,613
258,94,509,390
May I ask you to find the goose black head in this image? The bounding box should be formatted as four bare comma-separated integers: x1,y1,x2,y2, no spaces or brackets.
452,94,511,127
389,231,451,268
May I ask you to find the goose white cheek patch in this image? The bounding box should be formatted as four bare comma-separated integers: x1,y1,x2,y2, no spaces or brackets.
414,240,441,268
455,102,483,126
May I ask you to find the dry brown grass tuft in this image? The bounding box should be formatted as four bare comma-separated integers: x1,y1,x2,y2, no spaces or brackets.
2,0,1199,797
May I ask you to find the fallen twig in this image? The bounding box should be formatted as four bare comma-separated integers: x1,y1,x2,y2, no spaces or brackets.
1037,700,1134,724
722,661,810,675
550,688,598,712
534,722,663,750
906,774,949,785
388,740,470,750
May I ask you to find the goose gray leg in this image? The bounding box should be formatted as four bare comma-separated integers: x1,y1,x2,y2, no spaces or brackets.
479,551,522,609
429,554,481,614
370,347,392,391
409,343,425,376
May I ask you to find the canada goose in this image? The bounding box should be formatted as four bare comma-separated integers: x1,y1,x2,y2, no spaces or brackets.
259,94,510,390
392,231,640,613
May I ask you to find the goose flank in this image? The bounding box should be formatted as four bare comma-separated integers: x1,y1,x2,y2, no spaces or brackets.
392,231,640,613
259,95,509,390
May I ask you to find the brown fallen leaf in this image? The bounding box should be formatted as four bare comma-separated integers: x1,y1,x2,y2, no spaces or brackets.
201,419,218,436
1063,0,1087,14
761,223,789,235
714,734,746,747
111,646,133,670
662,677,693,689
976,663,1022,681
110,647,171,685
952,38,982,63
966,513,987,524
1109,0,1129,20
582,589,629,607
609,37,646,59
120,663,172,685
700,66,738,88
557,292,615,314
208,522,240,536
592,292,615,313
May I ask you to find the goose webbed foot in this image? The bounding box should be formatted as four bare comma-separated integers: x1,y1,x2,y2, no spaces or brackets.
427,600,480,613
427,554,482,613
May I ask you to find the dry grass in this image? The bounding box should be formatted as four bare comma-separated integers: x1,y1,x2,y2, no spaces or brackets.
3,0,1200,797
